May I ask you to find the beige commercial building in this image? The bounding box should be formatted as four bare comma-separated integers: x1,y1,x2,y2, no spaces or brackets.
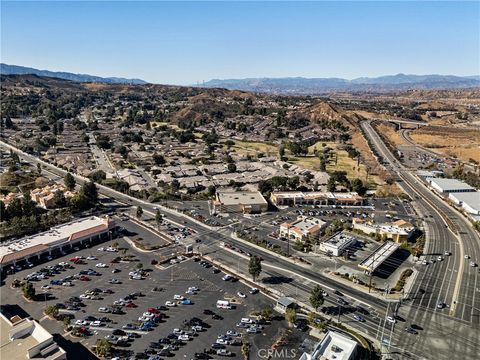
210,191,268,214
270,191,364,207
0,310,66,360
31,184,75,209
352,218,415,243
279,216,326,242
0,216,116,271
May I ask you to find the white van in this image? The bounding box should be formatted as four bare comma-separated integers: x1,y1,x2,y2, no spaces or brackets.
216,300,231,309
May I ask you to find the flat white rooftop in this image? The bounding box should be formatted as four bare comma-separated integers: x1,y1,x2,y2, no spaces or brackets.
449,192,480,209
217,191,267,206
427,177,475,192
324,233,356,248
0,216,111,264
304,330,357,360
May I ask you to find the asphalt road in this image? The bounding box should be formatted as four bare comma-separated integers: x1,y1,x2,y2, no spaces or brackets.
3,137,480,359
362,121,480,359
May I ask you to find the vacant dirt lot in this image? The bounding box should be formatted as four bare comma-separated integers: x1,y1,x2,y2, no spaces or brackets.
410,126,480,162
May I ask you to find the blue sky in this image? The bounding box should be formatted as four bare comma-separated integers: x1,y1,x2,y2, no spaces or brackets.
1,1,479,85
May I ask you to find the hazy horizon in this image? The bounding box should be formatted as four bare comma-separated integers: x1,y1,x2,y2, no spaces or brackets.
2,1,479,85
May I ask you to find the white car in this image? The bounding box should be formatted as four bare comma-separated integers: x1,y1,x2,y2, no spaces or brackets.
226,330,240,337
165,301,177,307
173,294,184,300
178,334,190,341
188,286,199,291
444,251,451,256
86,256,97,260
138,316,150,322
437,256,443,262
422,260,428,265
98,307,111,313
97,247,105,252
105,247,118,252
240,317,253,324
41,285,51,290
58,262,69,267
237,292,246,298
62,282,73,286
470,261,477,267
95,263,107,268
130,274,142,280
465,255,470,259
386,316,396,324
79,294,90,300
216,338,230,345
246,326,260,334
90,320,102,327
249,288,259,294
222,275,232,281
75,320,88,326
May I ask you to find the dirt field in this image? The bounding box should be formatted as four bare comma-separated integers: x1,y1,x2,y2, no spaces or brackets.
374,123,405,146
410,126,480,162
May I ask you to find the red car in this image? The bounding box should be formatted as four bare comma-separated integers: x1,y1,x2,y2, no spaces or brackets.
126,302,137,308
148,308,159,314
79,276,90,281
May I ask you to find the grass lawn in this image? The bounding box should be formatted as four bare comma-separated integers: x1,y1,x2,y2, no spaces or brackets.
231,140,278,157
290,141,375,186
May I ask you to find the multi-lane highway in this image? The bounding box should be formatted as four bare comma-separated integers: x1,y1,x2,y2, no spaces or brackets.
2,135,480,359
362,121,480,359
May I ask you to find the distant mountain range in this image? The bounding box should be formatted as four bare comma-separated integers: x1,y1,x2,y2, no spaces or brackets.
0,63,147,85
202,74,480,94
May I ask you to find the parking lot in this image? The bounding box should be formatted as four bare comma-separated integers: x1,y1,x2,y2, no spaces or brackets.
1,236,294,359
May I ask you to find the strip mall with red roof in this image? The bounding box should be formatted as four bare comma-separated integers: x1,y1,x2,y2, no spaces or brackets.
0,216,116,271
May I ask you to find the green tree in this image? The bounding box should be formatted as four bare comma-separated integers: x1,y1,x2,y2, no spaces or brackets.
112,241,119,249
287,176,300,190
64,172,76,191
94,338,112,357
52,191,67,208
22,282,35,300
309,285,325,311
153,153,166,165
80,181,98,205
22,192,36,217
44,305,59,318
63,317,71,328
350,178,367,196
261,306,274,321
136,263,143,270
227,163,237,173
155,209,163,226
285,308,296,327
248,256,262,281
90,170,106,183
7,197,23,219
136,206,143,219
4,115,13,129
241,341,251,360
0,200,6,221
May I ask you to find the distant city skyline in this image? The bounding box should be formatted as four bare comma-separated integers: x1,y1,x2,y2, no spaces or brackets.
1,1,479,85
